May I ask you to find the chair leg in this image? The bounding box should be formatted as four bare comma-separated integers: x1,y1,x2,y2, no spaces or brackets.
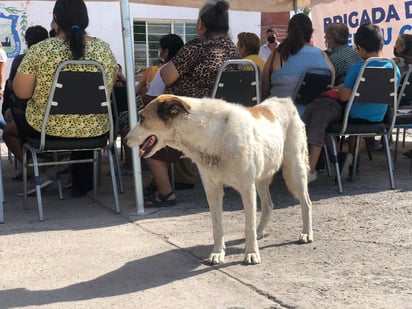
382,134,396,189
112,145,124,193
328,134,343,193
93,151,99,202
364,137,373,161
53,153,64,200
323,144,331,177
394,127,400,164
402,127,407,147
170,162,175,192
23,145,44,221
107,150,120,213
351,136,361,182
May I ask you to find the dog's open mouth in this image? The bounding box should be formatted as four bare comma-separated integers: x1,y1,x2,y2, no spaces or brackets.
139,135,158,158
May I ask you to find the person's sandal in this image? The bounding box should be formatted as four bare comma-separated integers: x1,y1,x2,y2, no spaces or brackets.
145,191,176,207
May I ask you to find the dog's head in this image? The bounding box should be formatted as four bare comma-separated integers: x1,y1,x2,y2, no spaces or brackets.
125,94,191,158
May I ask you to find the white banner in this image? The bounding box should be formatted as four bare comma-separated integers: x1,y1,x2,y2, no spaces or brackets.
311,0,412,57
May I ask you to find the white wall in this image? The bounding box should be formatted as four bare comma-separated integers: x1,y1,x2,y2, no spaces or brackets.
2,1,260,79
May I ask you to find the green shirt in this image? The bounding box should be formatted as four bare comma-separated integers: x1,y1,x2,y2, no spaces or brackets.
18,37,118,137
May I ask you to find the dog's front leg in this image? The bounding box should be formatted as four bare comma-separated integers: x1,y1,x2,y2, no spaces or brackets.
241,185,260,265
203,178,225,265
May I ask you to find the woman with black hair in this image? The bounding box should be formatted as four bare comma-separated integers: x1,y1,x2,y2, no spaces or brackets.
262,13,334,115
3,0,118,196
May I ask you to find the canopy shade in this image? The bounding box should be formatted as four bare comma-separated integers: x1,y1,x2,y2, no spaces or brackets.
86,0,311,12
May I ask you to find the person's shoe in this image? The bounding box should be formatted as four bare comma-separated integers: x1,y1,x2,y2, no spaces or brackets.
174,183,195,190
17,179,54,197
307,171,317,183
338,152,353,181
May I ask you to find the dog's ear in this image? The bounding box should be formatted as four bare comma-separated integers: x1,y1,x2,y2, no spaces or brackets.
156,98,190,120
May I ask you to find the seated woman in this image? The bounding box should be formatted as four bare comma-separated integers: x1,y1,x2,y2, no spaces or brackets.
143,0,240,206
236,32,265,71
2,0,118,197
2,25,49,124
119,34,184,171
393,33,412,76
261,13,334,116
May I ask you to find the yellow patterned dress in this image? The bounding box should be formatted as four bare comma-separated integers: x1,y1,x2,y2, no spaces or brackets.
18,37,118,138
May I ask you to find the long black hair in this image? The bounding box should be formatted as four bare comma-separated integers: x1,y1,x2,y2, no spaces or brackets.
53,0,89,59
278,13,313,61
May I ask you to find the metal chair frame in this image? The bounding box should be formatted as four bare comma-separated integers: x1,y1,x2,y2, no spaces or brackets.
22,60,120,221
326,57,398,193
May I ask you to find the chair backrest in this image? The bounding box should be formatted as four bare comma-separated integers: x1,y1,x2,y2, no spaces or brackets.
292,66,333,105
41,60,113,150
210,59,261,106
397,67,412,107
339,57,398,135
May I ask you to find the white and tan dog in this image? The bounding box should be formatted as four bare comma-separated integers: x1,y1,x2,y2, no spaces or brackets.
126,94,313,265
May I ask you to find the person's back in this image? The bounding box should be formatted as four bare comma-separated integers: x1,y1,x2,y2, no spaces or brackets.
21,36,117,137
339,23,400,122
269,45,329,97
262,13,333,115
166,35,240,98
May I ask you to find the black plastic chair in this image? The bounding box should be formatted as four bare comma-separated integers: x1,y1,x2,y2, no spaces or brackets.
22,60,120,221
292,66,334,105
326,57,398,193
211,59,261,106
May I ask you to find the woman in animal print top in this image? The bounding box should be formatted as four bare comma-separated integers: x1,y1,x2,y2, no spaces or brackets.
144,0,241,206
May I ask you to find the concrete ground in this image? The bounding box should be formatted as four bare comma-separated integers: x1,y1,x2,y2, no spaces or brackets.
0,137,411,309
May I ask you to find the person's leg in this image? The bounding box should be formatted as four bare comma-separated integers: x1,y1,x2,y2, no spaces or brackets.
2,120,23,162
302,98,343,182
146,157,176,203
309,144,322,174
71,151,94,196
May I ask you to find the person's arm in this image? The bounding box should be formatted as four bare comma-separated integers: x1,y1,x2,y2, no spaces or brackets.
322,50,336,86
0,61,5,99
12,72,36,99
261,49,281,99
160,61,180,87
135,67,151,95
339,87,352,102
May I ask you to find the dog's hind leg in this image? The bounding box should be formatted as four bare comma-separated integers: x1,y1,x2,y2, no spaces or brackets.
240,184,261,265
282,121,313,243
202,176,226,265
282,157,313,243
256,177,274,239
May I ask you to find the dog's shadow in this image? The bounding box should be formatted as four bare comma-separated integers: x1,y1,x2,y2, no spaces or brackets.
0,239,298,308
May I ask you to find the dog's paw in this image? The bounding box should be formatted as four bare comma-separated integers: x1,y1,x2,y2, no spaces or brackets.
298,232,314,243
243,252,261,265
257,231,266,240
208,251,225,265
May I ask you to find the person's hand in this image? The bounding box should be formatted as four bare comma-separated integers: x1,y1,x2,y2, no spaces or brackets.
0,89,3,100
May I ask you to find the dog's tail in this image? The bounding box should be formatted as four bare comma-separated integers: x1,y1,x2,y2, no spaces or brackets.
281,104,310,200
